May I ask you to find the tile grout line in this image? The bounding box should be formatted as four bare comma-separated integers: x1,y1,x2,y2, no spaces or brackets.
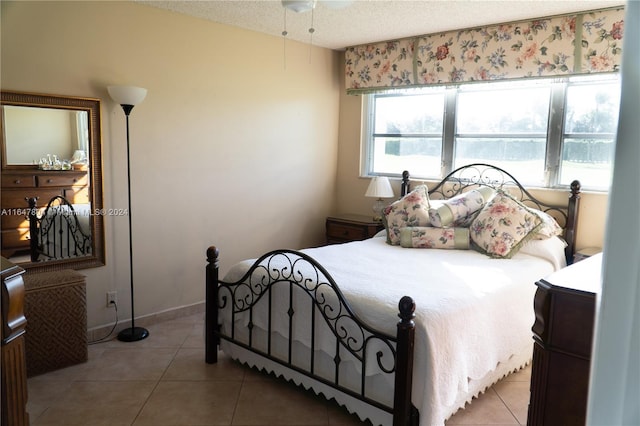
491,387,523,425
128,325,189,426
228,352,247,426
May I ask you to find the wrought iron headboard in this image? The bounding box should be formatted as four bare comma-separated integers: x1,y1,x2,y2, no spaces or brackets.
28,196,92,262
399,163,581,264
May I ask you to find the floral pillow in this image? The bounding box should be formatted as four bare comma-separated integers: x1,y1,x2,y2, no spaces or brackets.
469,190,543,258
451,209,482,228
382,185,431,245
428,186,495,228
400,227,470,249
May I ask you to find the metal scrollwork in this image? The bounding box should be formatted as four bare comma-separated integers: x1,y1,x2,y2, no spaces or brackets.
217,249,400,406
31,196,91,261
426,163,569,227
372,336,396,374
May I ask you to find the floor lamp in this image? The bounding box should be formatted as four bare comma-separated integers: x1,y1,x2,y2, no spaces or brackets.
107,85,149,342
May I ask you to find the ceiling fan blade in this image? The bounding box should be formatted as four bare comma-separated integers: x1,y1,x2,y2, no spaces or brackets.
321,0,354,9
281,0,317,13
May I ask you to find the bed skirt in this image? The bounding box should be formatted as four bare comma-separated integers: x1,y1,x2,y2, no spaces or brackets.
221,338,533,426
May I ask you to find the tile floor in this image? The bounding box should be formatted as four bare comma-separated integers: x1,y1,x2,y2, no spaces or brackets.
27,313,532,425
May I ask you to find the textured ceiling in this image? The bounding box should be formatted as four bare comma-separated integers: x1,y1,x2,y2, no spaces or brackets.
136,0,624,50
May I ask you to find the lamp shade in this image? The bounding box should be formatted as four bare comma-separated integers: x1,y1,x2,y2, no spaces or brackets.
107,85,147,106
365,176,394,198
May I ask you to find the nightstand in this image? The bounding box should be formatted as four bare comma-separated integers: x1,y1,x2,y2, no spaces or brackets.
325,214,384,245
573,247,602,263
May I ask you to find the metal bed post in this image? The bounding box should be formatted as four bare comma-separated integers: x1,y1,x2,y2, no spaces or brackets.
28,197,40,262
205,246,220,363
393,296,418,426
564,180,581,264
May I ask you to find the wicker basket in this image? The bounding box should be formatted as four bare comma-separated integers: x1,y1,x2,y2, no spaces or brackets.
23,269,87,377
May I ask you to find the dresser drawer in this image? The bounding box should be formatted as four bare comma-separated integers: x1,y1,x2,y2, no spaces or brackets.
1,212,31,230
1,229,30,248
325,214,384,245
1,189,63,209
37,173,87,188
327,222,369,241
549,291,595,358
65,187,90,204
1,174,36,188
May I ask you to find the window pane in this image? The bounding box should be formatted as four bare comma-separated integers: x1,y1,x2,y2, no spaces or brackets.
560,79,620,188
372,137,442,178
560,138,615,188
454,138,546,185
457,86,550,134
362,75,619,191
564,83,620,134
374,93,444,134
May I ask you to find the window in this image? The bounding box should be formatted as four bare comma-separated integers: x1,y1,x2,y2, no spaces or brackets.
366,89,445,179
455,82,551,185
560,79,620,189
362,75,620,190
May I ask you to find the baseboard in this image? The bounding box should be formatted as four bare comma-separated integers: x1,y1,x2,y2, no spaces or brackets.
87,301,205,343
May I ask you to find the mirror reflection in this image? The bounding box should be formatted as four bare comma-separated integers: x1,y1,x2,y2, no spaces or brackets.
3,106,89,167
1,91,105,273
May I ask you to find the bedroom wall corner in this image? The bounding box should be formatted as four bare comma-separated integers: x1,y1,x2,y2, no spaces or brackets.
335,54,383,217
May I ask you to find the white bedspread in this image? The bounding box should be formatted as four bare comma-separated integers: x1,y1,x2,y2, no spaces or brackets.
222,236,565,426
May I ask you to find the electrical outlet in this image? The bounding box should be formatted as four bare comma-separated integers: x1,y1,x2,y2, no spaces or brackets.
106,291,117,308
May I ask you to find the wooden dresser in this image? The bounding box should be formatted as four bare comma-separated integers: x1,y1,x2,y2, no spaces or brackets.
528,253,601,426
326,213,384,245
1,257,29,426
1,169,88,258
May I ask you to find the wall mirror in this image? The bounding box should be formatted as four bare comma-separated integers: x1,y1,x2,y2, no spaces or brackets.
1,91,105,272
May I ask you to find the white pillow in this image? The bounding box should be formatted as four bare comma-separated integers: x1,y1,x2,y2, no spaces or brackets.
518,236,568,270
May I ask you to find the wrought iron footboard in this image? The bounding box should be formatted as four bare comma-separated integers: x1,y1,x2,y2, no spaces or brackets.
205,246,418,426
28,196,92,262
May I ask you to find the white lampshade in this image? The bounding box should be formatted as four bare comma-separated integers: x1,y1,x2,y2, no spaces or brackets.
107,85,147,106
365,176,394,198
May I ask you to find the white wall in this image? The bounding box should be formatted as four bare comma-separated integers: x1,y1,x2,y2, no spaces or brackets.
4,107,75,164
1,1,341,329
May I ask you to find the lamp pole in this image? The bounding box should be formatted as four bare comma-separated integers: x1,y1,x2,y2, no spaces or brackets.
107,85,149,342
117,104,148,342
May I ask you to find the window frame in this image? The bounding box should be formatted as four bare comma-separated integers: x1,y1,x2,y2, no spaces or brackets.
362,88,447,179
361,74,620,191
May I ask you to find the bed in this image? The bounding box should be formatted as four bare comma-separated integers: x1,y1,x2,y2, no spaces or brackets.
205,163,581,426
28,195,92,262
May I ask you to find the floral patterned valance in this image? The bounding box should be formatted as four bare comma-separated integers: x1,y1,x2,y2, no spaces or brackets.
345,7,625,94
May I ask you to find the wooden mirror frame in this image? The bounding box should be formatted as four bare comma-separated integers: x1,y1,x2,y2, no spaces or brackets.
1,91,105,272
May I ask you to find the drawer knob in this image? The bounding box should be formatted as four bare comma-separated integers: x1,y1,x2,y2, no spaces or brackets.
14,179,21,184
47,179,53,183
